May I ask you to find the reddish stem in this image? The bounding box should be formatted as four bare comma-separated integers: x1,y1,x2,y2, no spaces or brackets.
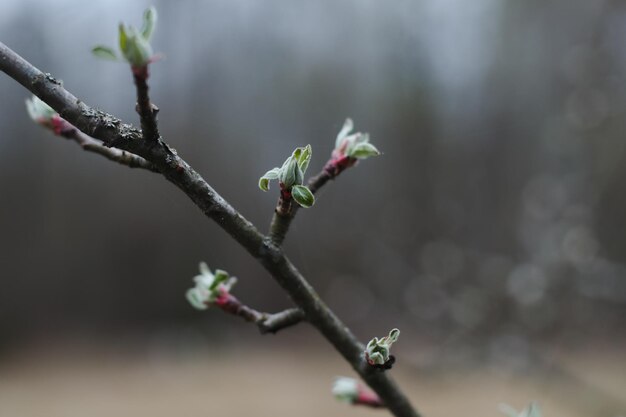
131,65,149,80
355,388,385,408
365,352,396,370
215,290,264,323
324,153,357,178
275,183,293,216
48,115,75,137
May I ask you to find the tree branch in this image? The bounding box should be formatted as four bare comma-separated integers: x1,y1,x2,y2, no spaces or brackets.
0,41,420,417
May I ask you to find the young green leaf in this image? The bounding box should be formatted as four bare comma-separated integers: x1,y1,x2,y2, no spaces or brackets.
199,261,211,276
367,337,378,349
186,263,238,309
186,288,208,310
335,118,354,148
387,328,400,343
298,144,312,174
259,168,280,191
280,156,300,188
291,185,315,208
118,24,128,55
141,6,158,40
259,178,270,192
349,142,380,159
211,269,230,290
92,45,118,61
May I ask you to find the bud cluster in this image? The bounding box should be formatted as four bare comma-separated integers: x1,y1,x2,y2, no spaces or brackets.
92,6,158,70
326,118,380,176
186,262,237,310
259,144,315,208
364,328,400,367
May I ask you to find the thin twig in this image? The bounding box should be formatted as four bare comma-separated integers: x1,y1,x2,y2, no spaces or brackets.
0,41,420,417
132,65,160,142
55,119,158,172
216,293,305,334
258,307,305,334
355,386,385,408
216,292,265,323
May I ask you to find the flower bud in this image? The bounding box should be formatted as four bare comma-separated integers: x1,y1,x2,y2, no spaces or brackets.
185,262,237,310
332,377,359,403
332,377,383,408
364,328,400,366
333,118,380,160
258,145,315,208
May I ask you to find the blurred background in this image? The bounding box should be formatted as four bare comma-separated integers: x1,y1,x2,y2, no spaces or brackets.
1,0,625,416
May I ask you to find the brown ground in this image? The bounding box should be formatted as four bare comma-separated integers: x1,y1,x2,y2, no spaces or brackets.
0,342,624,417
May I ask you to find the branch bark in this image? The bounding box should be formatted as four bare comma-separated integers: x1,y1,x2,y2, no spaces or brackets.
0,41,420,417
55,119,158,171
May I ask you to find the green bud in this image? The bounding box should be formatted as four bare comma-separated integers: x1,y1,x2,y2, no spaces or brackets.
365,328,400,365
279,152,304,188
291,185,315,208
334,118,381,160
185,262,237,310
259,145,312,194
119,25,153,67
94,8,157,67
332,377,359,403
211,269,230,290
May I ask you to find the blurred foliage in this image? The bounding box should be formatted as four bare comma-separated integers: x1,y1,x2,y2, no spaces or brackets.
0,0,625,367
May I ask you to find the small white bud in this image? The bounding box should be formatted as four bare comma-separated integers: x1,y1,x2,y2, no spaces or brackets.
332,377,359,403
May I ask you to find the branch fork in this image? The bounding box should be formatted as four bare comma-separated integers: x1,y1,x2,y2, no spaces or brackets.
0,37,419,417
